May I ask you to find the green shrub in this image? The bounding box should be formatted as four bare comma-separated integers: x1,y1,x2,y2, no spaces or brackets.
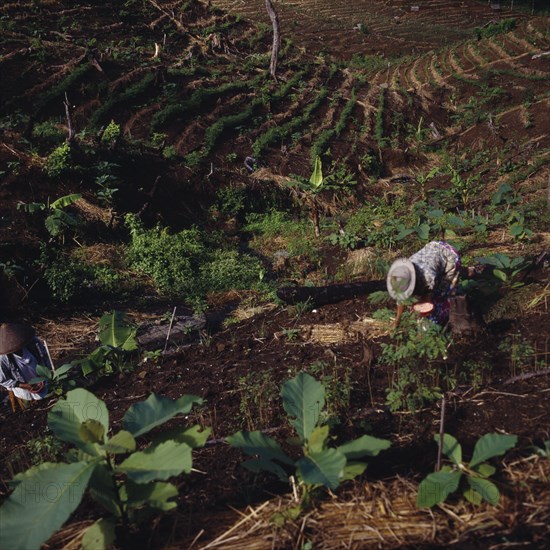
474,18,516,40
201,250,263,292
31,120,65,143
377,309,452,412
101,120,121,144
42,250,124,303
126,216,205,301
43,255,92,302
126,215,265,306
215,185,247,216
45,142,71,177
244,211,318,260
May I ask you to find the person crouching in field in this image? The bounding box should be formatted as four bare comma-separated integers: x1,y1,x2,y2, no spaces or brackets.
0,323,50,400
387,241,461,327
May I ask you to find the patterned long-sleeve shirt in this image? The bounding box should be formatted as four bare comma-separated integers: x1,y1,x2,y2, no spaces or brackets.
0,337,50,399
409,241,461,324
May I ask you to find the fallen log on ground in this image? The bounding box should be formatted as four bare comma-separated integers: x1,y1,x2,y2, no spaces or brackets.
137,313,206,350
277,280,386,306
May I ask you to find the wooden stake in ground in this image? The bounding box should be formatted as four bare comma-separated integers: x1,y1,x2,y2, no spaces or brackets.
265,0,280,81
163,306,177,353
43,339,55,374
436,395,446,472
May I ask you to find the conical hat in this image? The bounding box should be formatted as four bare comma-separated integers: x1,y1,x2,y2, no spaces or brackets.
0,323,35,354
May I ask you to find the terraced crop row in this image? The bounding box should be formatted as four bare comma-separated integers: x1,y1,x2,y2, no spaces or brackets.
211,0,528,56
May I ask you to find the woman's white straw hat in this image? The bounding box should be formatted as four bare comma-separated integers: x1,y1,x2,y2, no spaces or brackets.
386,259,416,302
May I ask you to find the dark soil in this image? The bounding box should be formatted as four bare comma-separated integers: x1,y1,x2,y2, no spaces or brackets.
0,1,549,548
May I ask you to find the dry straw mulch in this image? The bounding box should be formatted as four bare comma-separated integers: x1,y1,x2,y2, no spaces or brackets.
44,432,549,549
184,455,550,550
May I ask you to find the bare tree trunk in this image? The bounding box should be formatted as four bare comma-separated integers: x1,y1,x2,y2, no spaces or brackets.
63,92,74,143
265,0,280,81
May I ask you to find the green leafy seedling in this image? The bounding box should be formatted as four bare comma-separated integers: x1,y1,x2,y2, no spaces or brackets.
417,432,517,508
478,253,529,289
227,372,390,505
0,389,208,550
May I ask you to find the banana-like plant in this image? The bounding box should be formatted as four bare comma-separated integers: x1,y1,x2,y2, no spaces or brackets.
287,156,325,237
76,311,139,377
17,193,82,240
417,432,517,508
0,388,208,550
227,372,390,504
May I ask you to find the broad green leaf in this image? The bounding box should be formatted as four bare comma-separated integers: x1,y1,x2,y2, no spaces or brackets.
80,419,106,444
340,461,367,481
509,256,526,269
45,210,78,236
308,425,329,453
509,224,525,237
479,255,504,268
469,433,518,468
176,425,210,448
82,518,116,550
281,372,325,443
0,461,96,550
226,431,294,466
54,363,74,377
122,393,203,437
338,434,391,460
296,448,346,490
48,388,109,455
473,463,496,478
122,479,178,511
428,209,443,219
98,311,138,351
103,430,136,454
447,215,465,228
396,227,414,241
150,425,211,449
79,358,97,377
463,487,482,505
309,156,323,188
493,269,507,282
416,223,431,241
117,440,192,483
17,201,46,213
35,364,53,378
467,476,500,505
416,470,462,508
491,183,512,205
88,464,121,517
8,462,59,488
241,458,289,482
50,193,82,210
434,434,462,466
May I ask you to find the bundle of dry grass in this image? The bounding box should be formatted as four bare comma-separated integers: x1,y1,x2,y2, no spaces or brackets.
301,317,391,345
